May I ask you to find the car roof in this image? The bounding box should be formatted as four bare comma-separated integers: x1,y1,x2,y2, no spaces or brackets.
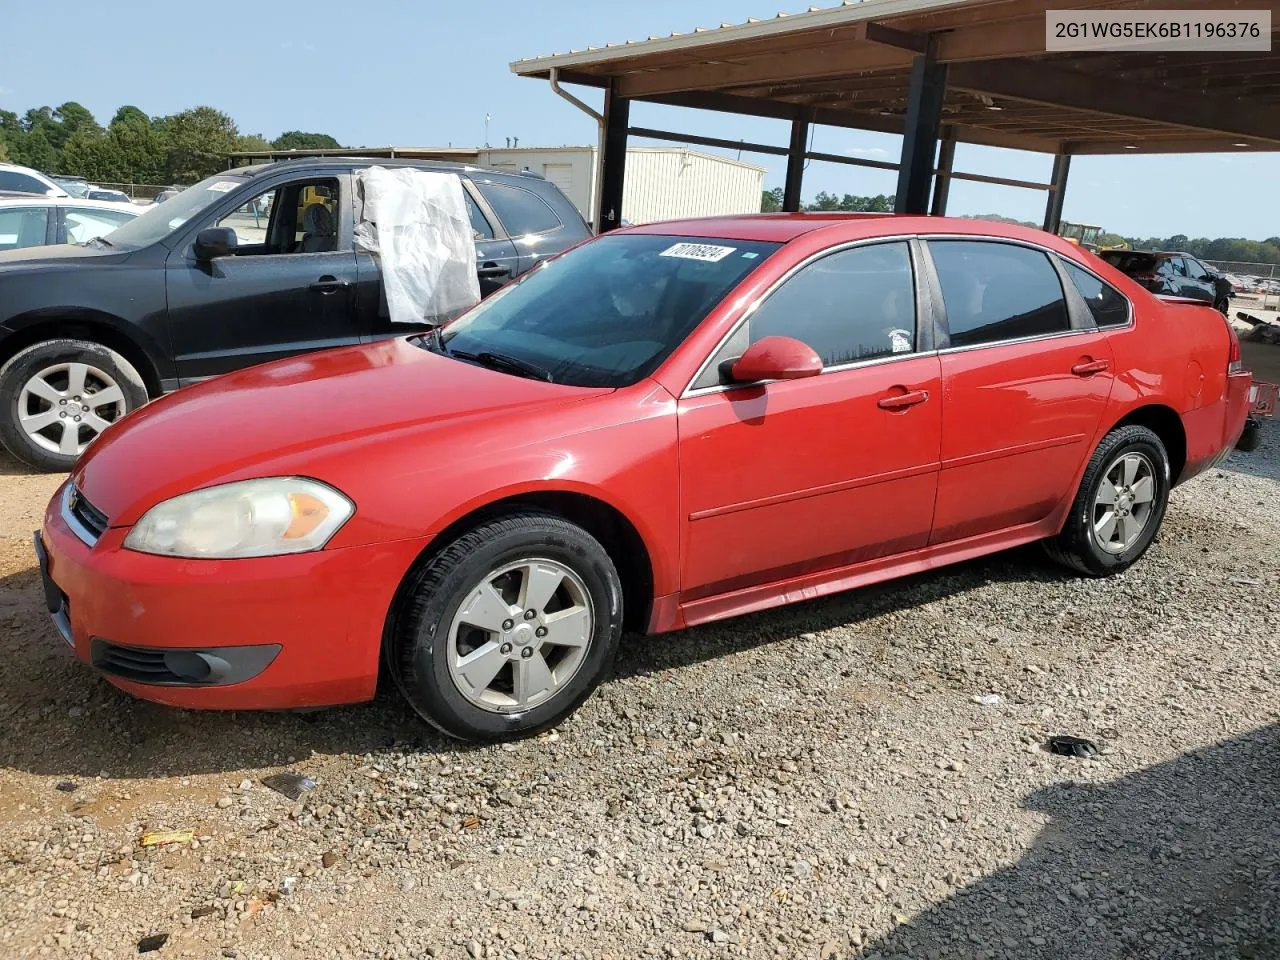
228,156,551,181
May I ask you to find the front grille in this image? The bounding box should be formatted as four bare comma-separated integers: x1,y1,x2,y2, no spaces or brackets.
90,640,182,684
68,488,108,540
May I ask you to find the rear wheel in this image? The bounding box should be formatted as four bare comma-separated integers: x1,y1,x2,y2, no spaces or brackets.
0,339,147,472
389,511,623,741
1044,425,1171,576
1215,297,1230,316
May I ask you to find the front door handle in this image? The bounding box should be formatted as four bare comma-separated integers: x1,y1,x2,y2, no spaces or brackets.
1071,358,1110,377
309,276,351,294
877,389,929,411
476,263,512,279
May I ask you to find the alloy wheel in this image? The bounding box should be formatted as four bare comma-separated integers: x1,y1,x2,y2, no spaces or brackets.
1093,452,1157,554
18,362,127,457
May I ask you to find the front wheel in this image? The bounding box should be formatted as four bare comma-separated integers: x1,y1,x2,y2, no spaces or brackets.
1044,425,1171,577
389,511,624,741
0,339,148,472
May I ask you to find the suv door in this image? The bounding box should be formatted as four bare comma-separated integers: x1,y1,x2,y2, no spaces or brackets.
1180,256,1216,304
677,240,942,604
924,239,1115,544
470,177,569,275
353,178,518,342
165,174,362,383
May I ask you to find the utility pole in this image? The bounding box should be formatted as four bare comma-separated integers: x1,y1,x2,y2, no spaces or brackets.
484,113,492,148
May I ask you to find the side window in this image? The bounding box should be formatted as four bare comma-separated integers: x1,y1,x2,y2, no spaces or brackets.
0,171,50,194
748,242,917,366
1184,258,1209,281
1062,261,1130,328
929,240,1070,348
0,207,50,250
1156,258,1178,278
1170,257,1189,277
62,208,135,244
477,182,562,235
464,191,494,240
218,189,276,248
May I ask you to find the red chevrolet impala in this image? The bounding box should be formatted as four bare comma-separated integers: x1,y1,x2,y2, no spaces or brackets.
36,215,1252,740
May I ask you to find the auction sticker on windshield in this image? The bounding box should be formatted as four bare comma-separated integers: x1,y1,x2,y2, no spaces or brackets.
206,181,240,193
660,242,736,262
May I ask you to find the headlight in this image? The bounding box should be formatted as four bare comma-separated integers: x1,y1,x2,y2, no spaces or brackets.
123,478,354,559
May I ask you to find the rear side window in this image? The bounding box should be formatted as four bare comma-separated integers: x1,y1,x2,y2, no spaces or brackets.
478,182,562,235
1062,261,1130,328
0,171,50,194
748,242,917,366
463,192,493,240
0,207,50,249
929,240,1070,347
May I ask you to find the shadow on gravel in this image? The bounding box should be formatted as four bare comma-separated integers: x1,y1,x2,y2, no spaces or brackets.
0,446,42,478
855,724,1280,960
0,541,1074,779
1220,416,1280,482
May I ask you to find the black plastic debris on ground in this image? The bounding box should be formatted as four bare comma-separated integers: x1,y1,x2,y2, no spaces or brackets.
1047,735,1100,759
261,772,316,802
137,933,169,953
54,781,77,793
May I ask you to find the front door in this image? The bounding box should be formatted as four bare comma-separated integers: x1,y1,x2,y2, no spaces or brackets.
166,175,362,383
677,241,942,599
925,239,1115,544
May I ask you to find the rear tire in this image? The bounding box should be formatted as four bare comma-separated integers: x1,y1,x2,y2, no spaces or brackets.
1215,297,1230,316
1044,425,1171,577
389,511,623,741
0,339,147,472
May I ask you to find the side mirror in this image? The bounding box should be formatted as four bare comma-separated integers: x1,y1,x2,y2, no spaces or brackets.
727,336,823,384
193,227,238,261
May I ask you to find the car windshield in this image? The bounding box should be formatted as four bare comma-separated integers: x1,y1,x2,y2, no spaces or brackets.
102,173,250,248
1100,251,1159,274
54,179,90,198
437,233,781,388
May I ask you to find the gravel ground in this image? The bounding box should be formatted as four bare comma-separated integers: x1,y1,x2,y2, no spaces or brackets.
0,416,1277,960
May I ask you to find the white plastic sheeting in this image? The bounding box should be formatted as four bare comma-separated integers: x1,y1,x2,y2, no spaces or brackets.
354,166,481,324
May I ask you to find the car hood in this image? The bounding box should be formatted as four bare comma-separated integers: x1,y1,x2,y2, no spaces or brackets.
73,338,609,526
0,243,128,269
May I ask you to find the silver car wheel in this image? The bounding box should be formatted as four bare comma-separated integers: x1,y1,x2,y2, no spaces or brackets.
446,558,594,714
18,362,127,457
1093,452,1156,555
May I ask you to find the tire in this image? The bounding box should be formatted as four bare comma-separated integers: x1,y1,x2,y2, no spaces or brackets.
0,339,148,472
1044,425,1171,577
1236,418,1262,453
389,511,624,741
1215,297,1230,316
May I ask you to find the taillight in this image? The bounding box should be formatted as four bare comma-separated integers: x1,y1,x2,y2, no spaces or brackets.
1226,319,1243,374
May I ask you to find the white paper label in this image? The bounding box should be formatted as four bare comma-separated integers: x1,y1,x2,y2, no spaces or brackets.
660,242,736,262
206,181,239,193
889,330,913,353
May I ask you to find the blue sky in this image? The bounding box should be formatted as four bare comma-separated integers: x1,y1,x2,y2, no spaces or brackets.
4,0,1277,240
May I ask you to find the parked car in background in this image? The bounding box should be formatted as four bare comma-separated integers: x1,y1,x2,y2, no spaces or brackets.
151,187,181,204
51,175,93,198
35,216,1251,740
0,157,590,470
1099,249,1233,314
0,163,69,197
0,196,140,252
85,188,134,205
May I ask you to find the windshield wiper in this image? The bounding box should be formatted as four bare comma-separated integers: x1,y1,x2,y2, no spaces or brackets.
86,236,113,248
450,349,554,383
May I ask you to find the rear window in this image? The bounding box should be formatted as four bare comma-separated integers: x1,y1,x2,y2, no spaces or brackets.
1063,261,1130,328
477,182,562,235
1100,251,1158,274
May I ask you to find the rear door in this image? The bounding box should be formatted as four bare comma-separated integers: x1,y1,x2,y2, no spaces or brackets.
471,177,570,275
165,173,362,383
1180,256,1217,304
925,239,1115,544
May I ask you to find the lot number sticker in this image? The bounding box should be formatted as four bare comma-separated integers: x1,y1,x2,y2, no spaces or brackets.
206,181,240,193
660,242,737,262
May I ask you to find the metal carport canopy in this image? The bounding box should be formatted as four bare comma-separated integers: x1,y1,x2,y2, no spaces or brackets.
511,0,1280,229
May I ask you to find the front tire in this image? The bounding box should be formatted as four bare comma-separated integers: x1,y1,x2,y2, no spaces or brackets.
0,339,147,472
1044,425,1171,577
389,511,623,741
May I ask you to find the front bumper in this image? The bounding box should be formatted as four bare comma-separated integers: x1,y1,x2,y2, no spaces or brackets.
39,484,430,710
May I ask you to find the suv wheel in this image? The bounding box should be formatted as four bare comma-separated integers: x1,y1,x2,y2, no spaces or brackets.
1044,424,1171,576
1214,296,1230,316
0,339,148,472
389,511,623,741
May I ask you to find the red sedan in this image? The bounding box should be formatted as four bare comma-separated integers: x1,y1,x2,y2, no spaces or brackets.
37,216,1252,740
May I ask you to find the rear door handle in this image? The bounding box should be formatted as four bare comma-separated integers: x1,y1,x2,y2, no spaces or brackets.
1071,358,1110,376
309,276,351,294
476,263,512,279
877,389,929,411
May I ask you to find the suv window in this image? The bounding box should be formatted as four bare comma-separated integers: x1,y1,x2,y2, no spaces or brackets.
0,171,50,194
1062,261,1129,328
0,206,50,249
929,240,1070,347
477,182,561,235
1170,257,1189,277
62,207,135,244
1183,257,1209,281
464,191,494,240
747,242,917,367
216,178,340,254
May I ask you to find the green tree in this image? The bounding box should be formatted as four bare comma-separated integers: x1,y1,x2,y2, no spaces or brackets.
760,186,783,212
12,127,59,172
158,106,239,183
808,191,841,211
111,105,151,129
272,131,341,151
52,102,101,147
236,133,273,154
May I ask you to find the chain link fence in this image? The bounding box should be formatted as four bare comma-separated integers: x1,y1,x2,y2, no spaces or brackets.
1203,260,1279,313
75,182,175,203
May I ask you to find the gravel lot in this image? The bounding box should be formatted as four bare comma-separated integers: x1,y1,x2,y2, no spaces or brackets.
0,413,1276,960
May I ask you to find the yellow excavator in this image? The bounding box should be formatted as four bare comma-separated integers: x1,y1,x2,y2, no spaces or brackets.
1058,221,1129,254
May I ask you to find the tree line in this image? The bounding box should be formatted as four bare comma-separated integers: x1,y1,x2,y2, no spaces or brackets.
760,188,1280,265
0,102,341,186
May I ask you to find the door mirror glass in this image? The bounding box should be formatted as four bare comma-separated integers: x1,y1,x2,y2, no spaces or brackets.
728,336,823,383
193,226,238,261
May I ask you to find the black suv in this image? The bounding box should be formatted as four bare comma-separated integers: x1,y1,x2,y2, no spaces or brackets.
0,158,590,470
1098,249,1233,315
